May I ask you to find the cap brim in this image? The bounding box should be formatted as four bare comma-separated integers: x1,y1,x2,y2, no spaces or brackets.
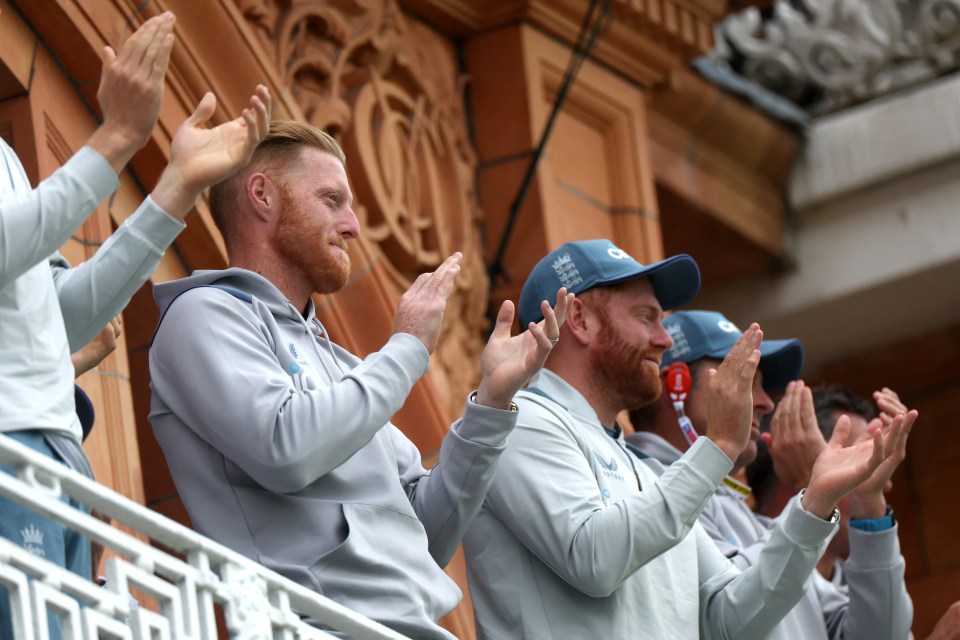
757,339,804,392
599,254,701,311
703,337,803,392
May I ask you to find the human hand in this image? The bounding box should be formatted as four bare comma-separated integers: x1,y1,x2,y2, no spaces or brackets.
392,252,463,354
71,316,122,377
475,288,574,409
801,412,907,520
704,323,763,463
88,12,176,173
151,84,271,219
849,407,917,518
762,380,826,491
874,387,909,427
927,601,960,640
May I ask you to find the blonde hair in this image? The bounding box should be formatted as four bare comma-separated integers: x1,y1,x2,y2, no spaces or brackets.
208,120,345,246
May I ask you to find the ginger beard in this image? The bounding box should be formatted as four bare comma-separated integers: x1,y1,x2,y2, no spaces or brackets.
271,181,351,295
588,302,663,413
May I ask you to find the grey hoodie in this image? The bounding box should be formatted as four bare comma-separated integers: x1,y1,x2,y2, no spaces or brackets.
149,268,518,639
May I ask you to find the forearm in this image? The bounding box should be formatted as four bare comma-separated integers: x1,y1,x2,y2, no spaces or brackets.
54,197,184,349
152,297,430,494
488,416,731,597
407,396,517,566
836,525,912,640
700,503,836,639
0,147,118,287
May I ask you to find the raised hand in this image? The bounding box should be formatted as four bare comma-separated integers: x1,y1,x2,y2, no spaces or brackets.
151,85,272,219
392,252,463,354
849,405,917,518
874,387,909,427
704,323,763,463
801,412,907,520
71,316,122,377
762,380,826,491
476,288,574,409
88,12,176,173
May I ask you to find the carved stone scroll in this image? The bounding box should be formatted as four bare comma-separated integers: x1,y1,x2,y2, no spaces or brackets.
714,0,960,115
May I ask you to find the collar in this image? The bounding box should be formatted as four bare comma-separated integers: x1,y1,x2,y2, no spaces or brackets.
526,370,607,431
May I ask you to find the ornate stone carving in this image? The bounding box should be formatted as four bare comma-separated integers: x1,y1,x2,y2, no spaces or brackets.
714,0,960,115
235,0,488,413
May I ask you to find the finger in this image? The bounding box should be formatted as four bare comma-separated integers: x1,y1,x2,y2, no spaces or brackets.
255,85,272,132
725,323,760,371
901,409,919,432
868,427,885,470
538,299,559,341
148,26,175,83
800,383,820,437
879,414,903,457
490,299,516,340
760,431,773,447
187,92,217,128
122,13,166,67
102,45,117,70
432,253,462,300
828,414,852,448
778,381,797,435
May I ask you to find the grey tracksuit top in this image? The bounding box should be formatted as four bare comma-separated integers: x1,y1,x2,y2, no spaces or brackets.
0,139,184,442
629,432,913,640
463,370,839,640
149,268,518,639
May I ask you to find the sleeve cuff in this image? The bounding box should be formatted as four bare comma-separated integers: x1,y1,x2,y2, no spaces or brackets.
780,495,839,548
681,437,735,486
383,332,431,378
74,146,120,202
850,507,894,532
125,195,187,250
846,521,901,569
453,391,519,448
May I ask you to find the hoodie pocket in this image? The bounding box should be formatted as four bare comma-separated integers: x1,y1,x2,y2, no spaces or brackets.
311,502,462,624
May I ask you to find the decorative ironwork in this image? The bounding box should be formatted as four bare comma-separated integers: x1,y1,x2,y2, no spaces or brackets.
713,0,960,115
0,434,408,639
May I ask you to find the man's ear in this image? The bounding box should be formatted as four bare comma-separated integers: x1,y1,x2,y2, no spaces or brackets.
246,173,277,224
564,297,595,346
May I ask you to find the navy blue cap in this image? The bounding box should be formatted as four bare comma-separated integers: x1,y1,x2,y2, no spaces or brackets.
74,385,95,442
519,239,700,326
661,310,803,392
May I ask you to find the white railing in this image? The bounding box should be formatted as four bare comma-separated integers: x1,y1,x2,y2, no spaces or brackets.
0,434,409,640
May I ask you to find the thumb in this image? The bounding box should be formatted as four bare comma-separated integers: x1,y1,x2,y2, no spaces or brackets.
760,432,773,447
187,92,217,127
828,414,851,448
491,299,514,339
102,46,117,67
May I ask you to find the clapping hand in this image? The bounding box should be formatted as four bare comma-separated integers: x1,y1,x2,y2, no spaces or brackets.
475,288,575,410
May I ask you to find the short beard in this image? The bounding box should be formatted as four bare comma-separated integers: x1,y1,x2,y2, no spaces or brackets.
588,304,663,413
271,183,350,295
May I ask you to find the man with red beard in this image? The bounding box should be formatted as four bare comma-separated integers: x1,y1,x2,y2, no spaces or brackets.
148,120,573,639
627,311,914,640
462,239,908,640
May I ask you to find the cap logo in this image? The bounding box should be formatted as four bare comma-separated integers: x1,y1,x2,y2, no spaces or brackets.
551,253,583,290
717,320,740,333
606,247,630,260
666,322,691,359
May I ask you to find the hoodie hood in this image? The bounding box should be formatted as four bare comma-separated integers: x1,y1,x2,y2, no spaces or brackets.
153,268,313,323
